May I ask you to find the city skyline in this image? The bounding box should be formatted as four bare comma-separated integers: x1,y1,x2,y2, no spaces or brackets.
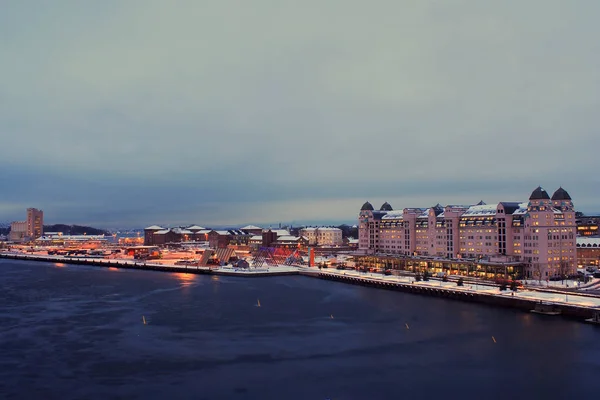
2,1,600,228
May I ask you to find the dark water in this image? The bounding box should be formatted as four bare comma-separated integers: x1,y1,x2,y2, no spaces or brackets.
1,260,599,400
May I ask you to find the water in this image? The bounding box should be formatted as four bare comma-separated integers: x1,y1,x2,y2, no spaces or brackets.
1,259,599,400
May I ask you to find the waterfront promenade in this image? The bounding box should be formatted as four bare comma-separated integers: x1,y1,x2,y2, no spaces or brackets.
2,251,600,323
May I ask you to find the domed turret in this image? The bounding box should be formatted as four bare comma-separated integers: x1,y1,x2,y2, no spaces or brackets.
360,201,374,211
551,187,572,201
380,202,393,211
529,186,550,200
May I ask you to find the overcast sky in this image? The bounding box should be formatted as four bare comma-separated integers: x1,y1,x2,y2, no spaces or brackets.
2,1,599,228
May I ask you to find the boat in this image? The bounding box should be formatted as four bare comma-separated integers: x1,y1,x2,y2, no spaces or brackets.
530,302,561,316
585,310,600,325
256,299,261,307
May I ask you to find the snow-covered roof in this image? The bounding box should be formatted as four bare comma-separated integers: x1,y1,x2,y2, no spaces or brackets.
461,204,498,217
145,225,164,230
381,210,404,220
36,235,107,241
154,230,169,234
576,237,600,247
512,203,529,216
241,225,262,230
171,228,193,235
214,230,231,235
197,230,211,234
276,235,305,242
249,235,263,241
187,225,205,230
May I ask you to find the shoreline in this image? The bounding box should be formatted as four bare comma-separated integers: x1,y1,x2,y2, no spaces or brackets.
2,252,600,323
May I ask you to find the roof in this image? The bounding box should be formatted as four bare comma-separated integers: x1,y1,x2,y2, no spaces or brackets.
361,201,374,211
36,235,107,241
171,228,192,235
551,187,572,201
276,235,306,242
380,202,393,211
512,203,529,216
145,225,164,230
249,235,263,241
499,202,521,215
382,210,404,220
461,204,498,217
529,186,550,200
187,225,205,230
241,225,262,230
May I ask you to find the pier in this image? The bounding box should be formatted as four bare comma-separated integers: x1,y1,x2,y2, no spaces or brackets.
0,253,299,277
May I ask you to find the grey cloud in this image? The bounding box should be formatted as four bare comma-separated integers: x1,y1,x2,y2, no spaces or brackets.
2,1,600,227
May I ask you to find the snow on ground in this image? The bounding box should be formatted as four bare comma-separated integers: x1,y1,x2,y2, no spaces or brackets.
521,278,598,289
315,268,600,309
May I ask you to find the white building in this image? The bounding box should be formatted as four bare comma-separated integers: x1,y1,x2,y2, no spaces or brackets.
300,227,343,247
9,221,27,242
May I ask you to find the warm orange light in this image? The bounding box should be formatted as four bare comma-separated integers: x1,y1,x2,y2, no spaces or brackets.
55,263,65,267
108,267,118,271
176,273,197,287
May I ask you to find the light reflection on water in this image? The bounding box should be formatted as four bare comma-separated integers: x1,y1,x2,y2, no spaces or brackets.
175,272,198,288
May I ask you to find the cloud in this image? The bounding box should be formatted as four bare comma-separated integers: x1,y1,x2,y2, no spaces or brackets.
1,1,599,227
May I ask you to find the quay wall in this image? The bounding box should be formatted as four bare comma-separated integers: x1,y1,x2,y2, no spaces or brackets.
306,271,597,321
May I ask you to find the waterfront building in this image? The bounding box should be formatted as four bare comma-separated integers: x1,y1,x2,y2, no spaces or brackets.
300,227,343,247
35,233,108,248
358,187,577,279
144,225,218,246
240,225,263,236
144,225,164,245
576,237,600,268
208,230,233,249
9,221,27,242
272,235,308,250
27,208,43,239
576,215,600,237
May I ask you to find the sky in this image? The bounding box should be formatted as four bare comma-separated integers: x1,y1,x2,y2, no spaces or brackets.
2,0,600,229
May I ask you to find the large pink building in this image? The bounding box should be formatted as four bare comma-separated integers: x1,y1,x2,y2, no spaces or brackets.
358,187,577,279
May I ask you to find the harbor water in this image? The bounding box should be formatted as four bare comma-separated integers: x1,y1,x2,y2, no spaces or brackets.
1,259,599,400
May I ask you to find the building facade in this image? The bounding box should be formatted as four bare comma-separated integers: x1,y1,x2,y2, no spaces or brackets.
358,187,577,279
9,221,27,242
576,237,600,268
300,227,343,246
27,208,43,239
576,215,600,237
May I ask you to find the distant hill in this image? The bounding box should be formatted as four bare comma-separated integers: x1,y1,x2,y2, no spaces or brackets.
43,224,109,236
